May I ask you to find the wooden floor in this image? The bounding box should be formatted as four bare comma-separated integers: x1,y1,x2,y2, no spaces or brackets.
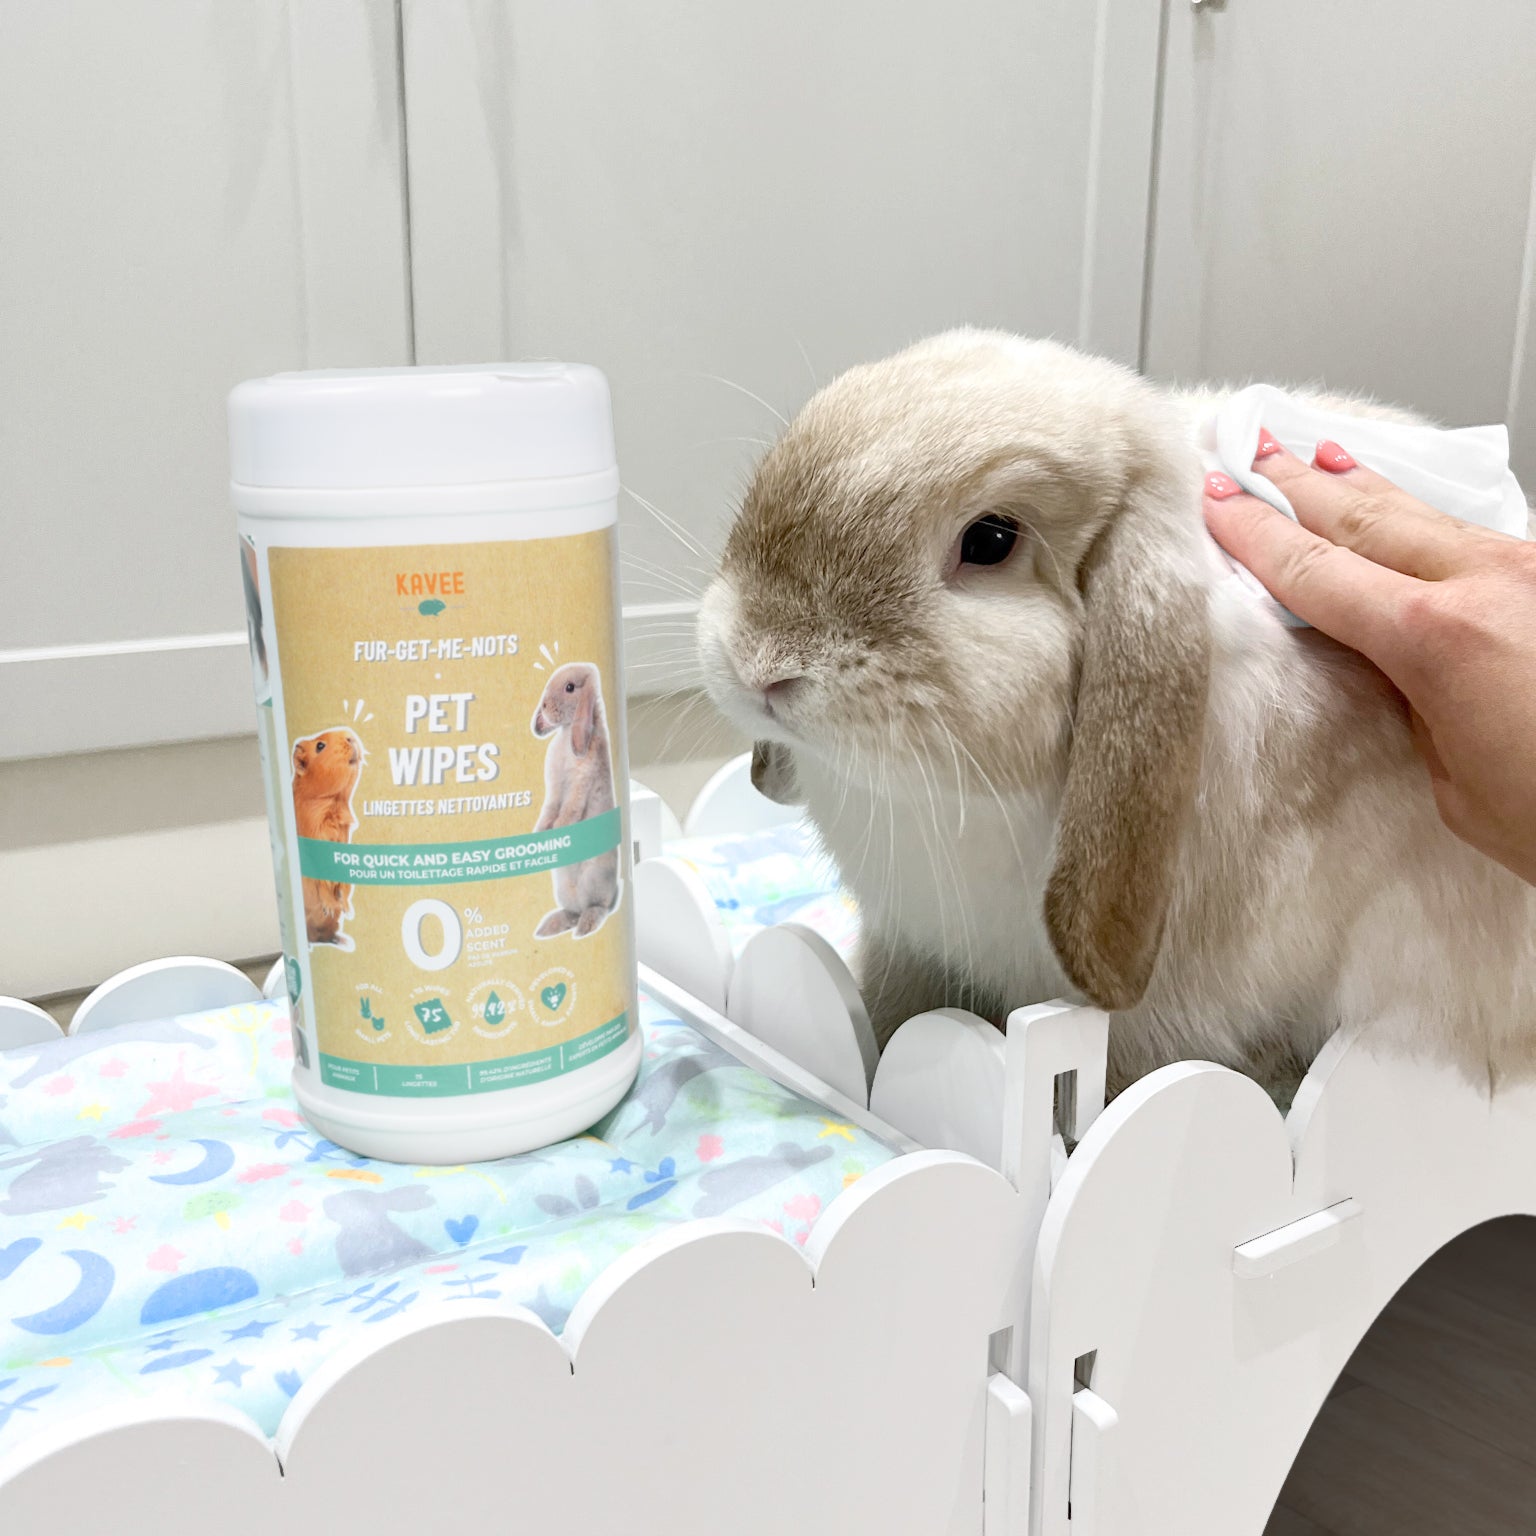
1264,1216,1536,1535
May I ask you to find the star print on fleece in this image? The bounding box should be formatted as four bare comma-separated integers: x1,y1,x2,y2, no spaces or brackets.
136,1062,218,1118
225,1320,273,1341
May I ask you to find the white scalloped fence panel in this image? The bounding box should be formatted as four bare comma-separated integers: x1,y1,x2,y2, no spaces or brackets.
632,856,734,1013
1028,1031,1536,1536
564,1227,823,1534
275,1303,578,1528
0,997,62,1050
871,1009,1007,1167
800,1150,1022,1524
0,1403,282,1535
278,1152,1017,1536
683,752,800,839
261,957,287,999
0,1151,1019,1536
727,923,877,1106
69,957,262,1035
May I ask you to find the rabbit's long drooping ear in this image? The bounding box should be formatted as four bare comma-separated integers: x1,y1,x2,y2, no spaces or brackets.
1043,470,1210,1012
750,740,800,805
571,681,596,757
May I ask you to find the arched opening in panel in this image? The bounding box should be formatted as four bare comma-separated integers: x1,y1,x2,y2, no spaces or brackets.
1266,1215,1536,1535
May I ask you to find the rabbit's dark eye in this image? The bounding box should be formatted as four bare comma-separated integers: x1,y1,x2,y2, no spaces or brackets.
565,681,576,693
315,740,326,752
959,514,1019,567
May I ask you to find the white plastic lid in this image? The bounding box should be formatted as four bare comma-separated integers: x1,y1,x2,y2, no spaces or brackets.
228,363,617,492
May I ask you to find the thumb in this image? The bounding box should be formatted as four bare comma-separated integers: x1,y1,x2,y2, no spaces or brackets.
1408,706,1450,786
1202,478,1411,667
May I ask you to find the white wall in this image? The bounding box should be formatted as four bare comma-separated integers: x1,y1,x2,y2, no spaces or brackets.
0,1,411,991
1146,0,1536,483
0,1,1155,764
0,1,413,762
12,2,1533,998
1,1,1142,995
398,0,1157,691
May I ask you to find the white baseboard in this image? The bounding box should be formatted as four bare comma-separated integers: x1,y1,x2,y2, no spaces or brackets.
0,603,701,762
0,817,281,1000
0,634,258,761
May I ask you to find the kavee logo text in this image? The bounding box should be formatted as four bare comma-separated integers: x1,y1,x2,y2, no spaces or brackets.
396,569,465,597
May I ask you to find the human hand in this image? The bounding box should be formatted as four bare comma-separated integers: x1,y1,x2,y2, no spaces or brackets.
1203,437,1536,886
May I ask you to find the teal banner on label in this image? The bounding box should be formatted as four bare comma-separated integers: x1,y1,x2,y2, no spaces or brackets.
299,807,622,887
319,1012,631,1097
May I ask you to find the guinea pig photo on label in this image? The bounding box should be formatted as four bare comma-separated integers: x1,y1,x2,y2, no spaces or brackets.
291,726,365,950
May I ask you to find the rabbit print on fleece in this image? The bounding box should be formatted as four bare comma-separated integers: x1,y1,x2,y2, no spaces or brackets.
292,727,364,947
698,329,1536,1092
531,662,621,939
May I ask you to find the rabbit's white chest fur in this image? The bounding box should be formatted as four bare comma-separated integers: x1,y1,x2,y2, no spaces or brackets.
794,752,1069,1016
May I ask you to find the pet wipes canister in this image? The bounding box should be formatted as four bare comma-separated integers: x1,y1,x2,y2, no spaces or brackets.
229,364,641,1163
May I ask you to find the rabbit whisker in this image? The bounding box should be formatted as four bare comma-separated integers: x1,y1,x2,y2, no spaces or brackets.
679,435,776,455
941,718,1029,889
621,564,706,602
622,485,713,564
916,732,975,1000
690,372,790,430
792,334,820,392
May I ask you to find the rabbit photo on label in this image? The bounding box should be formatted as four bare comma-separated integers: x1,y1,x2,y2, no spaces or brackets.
292,727,365,949
698,328,1536,1093
530,662,622,939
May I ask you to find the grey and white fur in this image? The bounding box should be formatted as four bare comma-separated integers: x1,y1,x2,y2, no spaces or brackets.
699,330,1536,1093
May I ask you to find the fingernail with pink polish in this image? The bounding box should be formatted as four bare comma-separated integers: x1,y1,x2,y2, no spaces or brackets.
1254,428,1283,460
1314,440,1357,474
1204,471,1243,500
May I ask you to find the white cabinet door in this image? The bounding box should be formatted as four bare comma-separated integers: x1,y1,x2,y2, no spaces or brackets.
0,1,413,759
1145,1,1536,484
399,0,1162,690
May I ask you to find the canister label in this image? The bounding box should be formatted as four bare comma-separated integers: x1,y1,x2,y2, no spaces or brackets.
255,531,633,1097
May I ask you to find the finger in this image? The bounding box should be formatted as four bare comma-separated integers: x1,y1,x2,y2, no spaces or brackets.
1203,477,1411,658
1250,435,1510,580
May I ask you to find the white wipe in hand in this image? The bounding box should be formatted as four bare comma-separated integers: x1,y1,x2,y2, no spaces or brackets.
1200,383,1530,629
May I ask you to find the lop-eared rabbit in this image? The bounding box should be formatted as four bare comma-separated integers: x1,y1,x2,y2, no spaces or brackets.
699,330,1536,1092
531,662,621,939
